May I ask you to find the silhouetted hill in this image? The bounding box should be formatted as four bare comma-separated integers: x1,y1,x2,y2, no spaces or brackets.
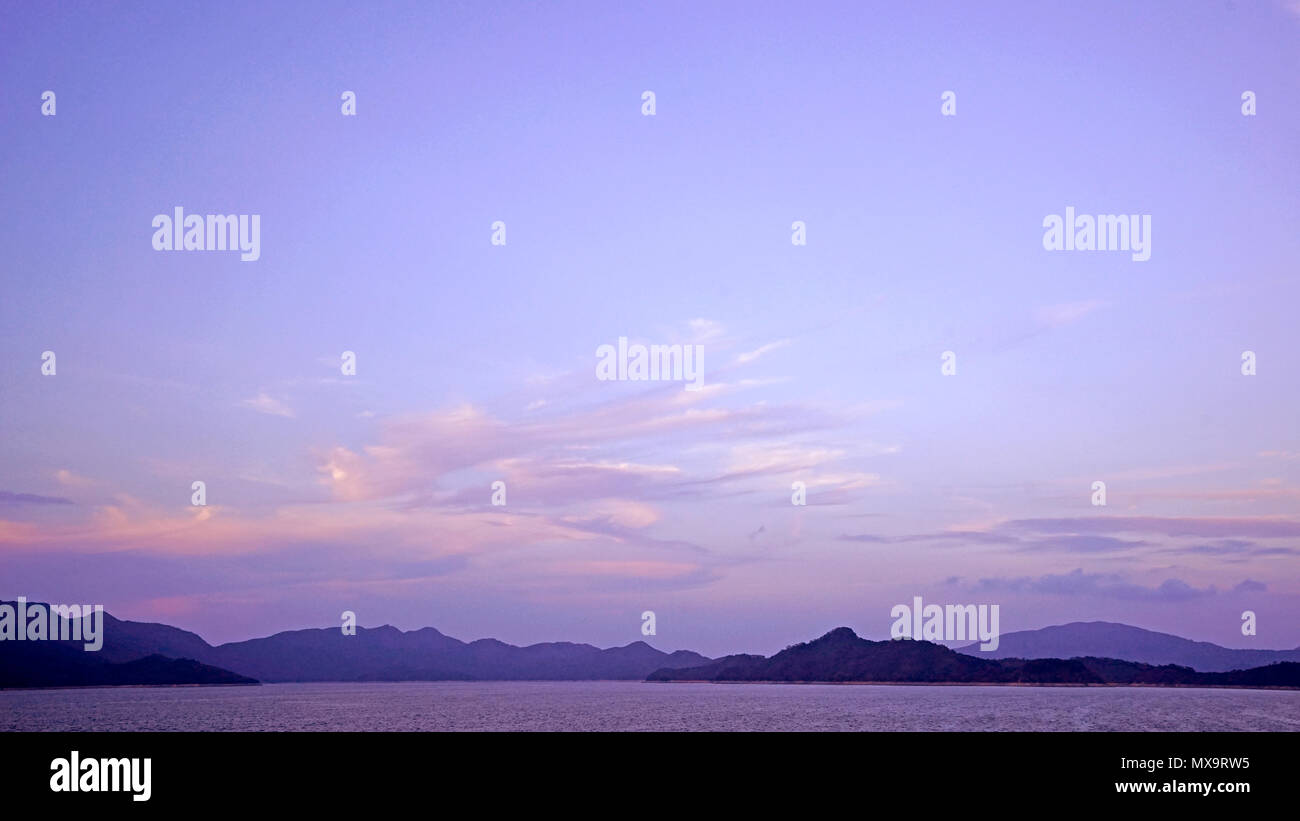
0,640,256,688
23,605,1292,688
1,602,711,682
651,627,1017,682
956,621,1300,672
648,627,1300,689
202,627,711,681
93,612,217,663
0,603,219,663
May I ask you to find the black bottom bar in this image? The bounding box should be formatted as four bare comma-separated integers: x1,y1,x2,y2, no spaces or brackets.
1,731,1285,808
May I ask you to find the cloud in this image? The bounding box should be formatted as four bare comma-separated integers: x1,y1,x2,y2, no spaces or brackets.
691,444,884,504
843,531,1147,554
0,492,595,560
1131,486,1300,503
54,469,94,487
980,300,1107,354
968,568,1219,602
1165,540,1300,559
896,529,1023,545
1033,300,1105,328
0,491,73,506
1259,450,1300,461
316,385,879,508
1,358,896,608
240,393,295,418
736,338,792,364
895,518,1300,563
1014,534,1148,554
1001,516,1300,539
687,318,725,344
1084,462,1237,482
558,498,663,531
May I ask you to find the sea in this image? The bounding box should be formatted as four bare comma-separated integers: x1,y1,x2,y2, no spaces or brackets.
3,681,1299,731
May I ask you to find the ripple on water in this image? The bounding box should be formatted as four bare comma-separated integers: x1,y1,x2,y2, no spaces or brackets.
2,681,1298,731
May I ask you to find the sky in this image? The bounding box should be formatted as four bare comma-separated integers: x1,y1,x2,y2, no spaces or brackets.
1,0,1299,657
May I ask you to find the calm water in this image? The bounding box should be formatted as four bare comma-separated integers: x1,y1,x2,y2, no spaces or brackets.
3,682,1298,731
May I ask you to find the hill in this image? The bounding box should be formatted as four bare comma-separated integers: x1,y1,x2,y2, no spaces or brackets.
956,621,1300,672
648,627,1300,689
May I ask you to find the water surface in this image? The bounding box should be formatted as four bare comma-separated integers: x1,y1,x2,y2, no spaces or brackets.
4,681,1298,731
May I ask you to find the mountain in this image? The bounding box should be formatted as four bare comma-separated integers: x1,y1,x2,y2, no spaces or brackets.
649,627,1055,683
200,626,711,682
1,602,711,682
0,639,256,688
956,621,1300,672
647,627,1300,689
19,604,1294,687
91,611,217,664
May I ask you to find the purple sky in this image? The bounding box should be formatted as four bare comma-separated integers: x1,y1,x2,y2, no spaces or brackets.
2,1,1299,657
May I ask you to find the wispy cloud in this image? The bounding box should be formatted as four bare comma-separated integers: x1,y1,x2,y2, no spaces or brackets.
1033,300,1105,328
966,568,1221,602
1001,516,1300,539
736,338,792,364
53,469,94,487
0,491,73,506
240,393,295,418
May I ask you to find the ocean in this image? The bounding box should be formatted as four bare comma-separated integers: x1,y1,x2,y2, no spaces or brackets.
3,681,1298,731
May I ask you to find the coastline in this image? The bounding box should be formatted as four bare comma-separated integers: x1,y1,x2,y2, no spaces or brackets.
646,679,1300,691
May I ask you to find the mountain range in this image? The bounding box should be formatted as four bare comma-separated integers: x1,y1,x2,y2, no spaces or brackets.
956,621,1300,672
648,627,1300,688
0,637,256,688
5,603,1299,689
0,603,710,686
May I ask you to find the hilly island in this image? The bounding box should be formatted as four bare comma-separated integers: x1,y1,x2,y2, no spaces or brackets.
646,627,1300,688
3,603,1299,690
